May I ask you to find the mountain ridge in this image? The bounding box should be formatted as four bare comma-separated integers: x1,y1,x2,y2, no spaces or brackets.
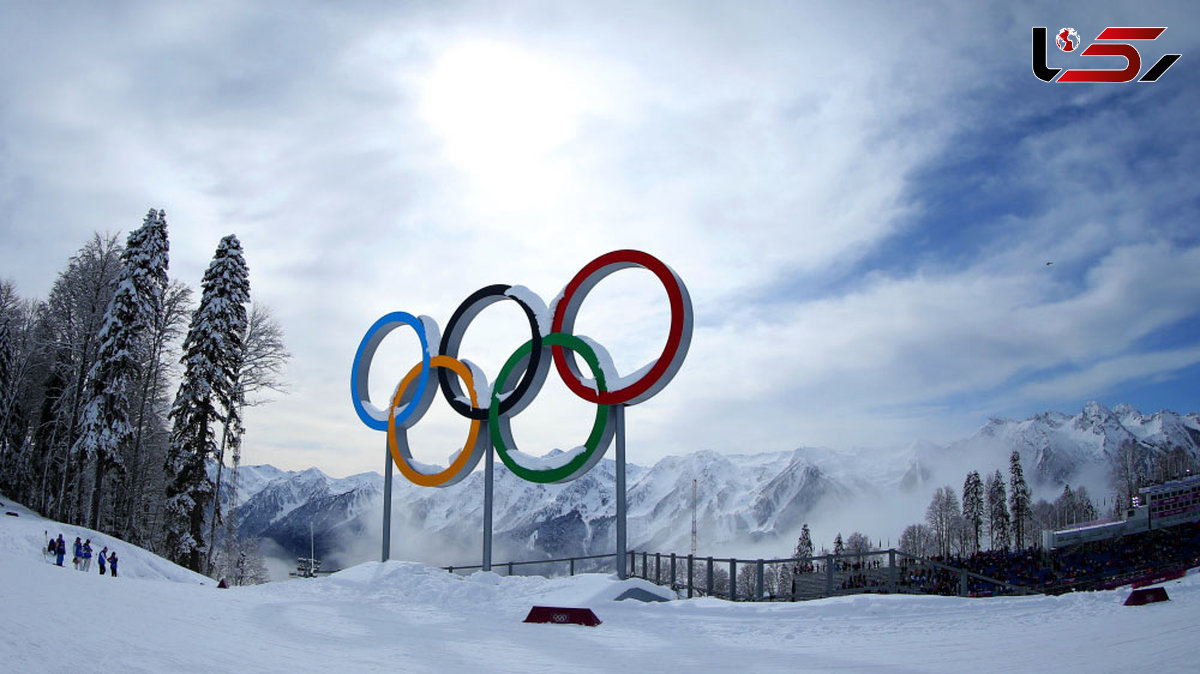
232,403,1200,567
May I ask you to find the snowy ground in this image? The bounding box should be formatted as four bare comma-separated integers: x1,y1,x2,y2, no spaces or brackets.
2,498,1197,673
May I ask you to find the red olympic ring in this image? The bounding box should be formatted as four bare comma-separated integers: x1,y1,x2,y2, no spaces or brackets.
551,249,693,406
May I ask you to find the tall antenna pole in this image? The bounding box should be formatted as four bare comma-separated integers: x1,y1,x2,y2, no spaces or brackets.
691,478,697,556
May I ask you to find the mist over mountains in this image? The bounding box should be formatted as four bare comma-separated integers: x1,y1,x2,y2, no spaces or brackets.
232,403,1200,570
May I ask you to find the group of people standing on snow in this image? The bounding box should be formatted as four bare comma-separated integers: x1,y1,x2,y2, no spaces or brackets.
46,533,118,577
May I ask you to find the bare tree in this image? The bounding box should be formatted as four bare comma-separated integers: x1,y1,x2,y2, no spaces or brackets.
208,303,290,575
120,281,193,547
925,486,960,558
899,523,936,558
40,234,123,523
1111,440,1149,515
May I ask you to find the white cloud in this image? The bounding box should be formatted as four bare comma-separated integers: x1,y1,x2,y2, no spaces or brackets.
1,2,1197,478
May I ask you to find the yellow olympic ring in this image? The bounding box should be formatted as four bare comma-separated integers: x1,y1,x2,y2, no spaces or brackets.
386,355,486,487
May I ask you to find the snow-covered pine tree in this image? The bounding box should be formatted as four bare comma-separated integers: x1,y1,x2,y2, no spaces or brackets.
165,234,249,573
73,210,169,530
1009,450,1032,549
962,470,984,555
833,532,845,557
794,523,814,570
986,469,1010,550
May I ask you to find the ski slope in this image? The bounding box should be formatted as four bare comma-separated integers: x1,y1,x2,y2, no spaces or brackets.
1,498,1196,673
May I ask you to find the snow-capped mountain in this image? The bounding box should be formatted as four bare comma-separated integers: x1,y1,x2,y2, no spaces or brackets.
233,448,858,567
233,403,1200,568
949,402,1200,487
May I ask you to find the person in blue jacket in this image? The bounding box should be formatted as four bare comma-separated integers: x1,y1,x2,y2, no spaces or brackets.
72,537,83,570
55,534,66,567
98,546,108,575
81,540,93,572
108,551,118,578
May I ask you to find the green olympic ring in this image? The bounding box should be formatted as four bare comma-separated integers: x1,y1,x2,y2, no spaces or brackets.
489,332,615,484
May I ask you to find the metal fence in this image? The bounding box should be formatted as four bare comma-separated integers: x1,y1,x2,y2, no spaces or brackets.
626,549,1038,601
443,548,1038,602
445,552,619,578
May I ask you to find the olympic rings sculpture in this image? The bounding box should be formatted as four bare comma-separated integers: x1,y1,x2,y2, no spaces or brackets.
351,249,693,486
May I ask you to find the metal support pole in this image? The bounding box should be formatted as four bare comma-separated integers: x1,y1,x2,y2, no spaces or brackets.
687,554,694,598
382,440,392,563
730,558,737,602
889,550,896,594
483,438,494,572
707,557,714,596
655,553,661,584
615,404,627,579
756,559,765,601
670,553,677,589
826,554,835,596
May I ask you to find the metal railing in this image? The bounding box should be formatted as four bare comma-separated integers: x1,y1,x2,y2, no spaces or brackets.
626,549,1039,601
443,548,1038,601
445,552,619,578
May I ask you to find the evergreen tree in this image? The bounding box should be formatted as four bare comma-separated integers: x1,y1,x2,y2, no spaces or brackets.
986,469,1010,550
962,470,984,555
1053,484,1098,528
164,235,249,573
1009,450,1032,549
73,210,169,529
833,532,845,557
794,524,814,561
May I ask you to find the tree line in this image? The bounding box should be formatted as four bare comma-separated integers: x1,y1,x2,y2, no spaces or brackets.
898,450,1098,559
0,210,289,584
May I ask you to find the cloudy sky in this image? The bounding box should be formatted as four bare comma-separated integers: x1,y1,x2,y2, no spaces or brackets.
2,1,1197,478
